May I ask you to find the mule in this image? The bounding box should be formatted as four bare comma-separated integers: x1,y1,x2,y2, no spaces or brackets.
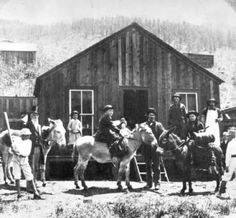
0,118,66,185
158,127,224,195
73,124,157,190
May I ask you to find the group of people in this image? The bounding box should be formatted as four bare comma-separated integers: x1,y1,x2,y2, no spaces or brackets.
9,92,235,200
168,93,223,145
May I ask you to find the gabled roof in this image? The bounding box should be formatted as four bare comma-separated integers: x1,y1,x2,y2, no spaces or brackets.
36,22,224,84
0,41,37,51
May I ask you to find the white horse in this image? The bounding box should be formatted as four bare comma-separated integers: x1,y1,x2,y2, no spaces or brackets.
73,124,158,190
0,118,66,185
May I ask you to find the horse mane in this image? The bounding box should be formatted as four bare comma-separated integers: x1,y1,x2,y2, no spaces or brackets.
170,133,183,145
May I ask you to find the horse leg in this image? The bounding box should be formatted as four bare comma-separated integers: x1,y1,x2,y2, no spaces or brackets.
125,162,132,190
188,181,193,194
79,160,89,190
73,162,81,189
215,173,221,193
117,161,126,191
40,146,51,187
181,180,187,195
2,159,7,184
3,152,14,184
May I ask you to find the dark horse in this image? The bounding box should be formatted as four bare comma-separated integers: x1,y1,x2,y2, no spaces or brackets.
158,127,224,194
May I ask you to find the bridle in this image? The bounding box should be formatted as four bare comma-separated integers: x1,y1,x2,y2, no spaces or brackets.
159,135,188,153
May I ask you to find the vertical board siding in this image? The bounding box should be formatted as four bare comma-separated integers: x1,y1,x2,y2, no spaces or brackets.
35,25,221,132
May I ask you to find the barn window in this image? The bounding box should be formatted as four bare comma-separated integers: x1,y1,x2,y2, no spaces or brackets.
176,92,198,112
69,89,94,135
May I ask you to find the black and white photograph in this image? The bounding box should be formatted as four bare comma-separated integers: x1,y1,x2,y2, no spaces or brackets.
0,0,236,217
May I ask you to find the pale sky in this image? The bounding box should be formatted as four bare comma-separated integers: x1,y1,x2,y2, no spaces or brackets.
0,0,236,28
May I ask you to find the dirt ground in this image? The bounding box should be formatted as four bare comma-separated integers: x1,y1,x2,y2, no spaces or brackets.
0,178,236,218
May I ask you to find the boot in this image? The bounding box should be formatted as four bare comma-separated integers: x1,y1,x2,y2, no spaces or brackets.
15,179,23,200
28,180,44,200
217,181,230,199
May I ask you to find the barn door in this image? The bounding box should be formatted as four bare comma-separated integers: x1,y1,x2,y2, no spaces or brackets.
69,89,94,135
123,89,148,129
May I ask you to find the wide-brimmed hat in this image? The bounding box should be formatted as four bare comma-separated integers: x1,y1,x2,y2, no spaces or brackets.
146,107,157,116
207,98,217,105
103,105,114,112
172,93,181,100
186,110,199,118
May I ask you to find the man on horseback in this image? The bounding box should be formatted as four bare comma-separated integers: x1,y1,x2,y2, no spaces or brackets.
142,107,165,190
94,105,127,157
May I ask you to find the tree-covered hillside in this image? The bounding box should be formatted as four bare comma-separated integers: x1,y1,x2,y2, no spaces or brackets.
0,16,236,107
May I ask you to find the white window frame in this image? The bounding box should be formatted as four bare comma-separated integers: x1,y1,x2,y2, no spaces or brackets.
69,89,94,135
177,91,198,112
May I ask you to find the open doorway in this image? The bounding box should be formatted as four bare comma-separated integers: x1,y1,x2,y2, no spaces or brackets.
123,89,148,129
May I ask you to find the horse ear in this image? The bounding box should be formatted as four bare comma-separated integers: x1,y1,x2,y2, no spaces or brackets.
48,118,55,125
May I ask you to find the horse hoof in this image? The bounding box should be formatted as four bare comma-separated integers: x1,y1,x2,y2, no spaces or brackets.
180,190,185,195
42,183,46,187
75,185,80,189
127,185,133,191
10,181,14,185
5,182,8,185
189,189,193,194
83,186,88,191
117,185,123,191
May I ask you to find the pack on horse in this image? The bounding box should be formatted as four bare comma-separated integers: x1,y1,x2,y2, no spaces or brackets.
0,118,66,185
158,127,224,194
73,123,158,190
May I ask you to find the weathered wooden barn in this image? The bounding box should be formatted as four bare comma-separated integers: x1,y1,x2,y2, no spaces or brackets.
34,23,224,180
0,96,37,130
0,41,36,65
34,22,223,133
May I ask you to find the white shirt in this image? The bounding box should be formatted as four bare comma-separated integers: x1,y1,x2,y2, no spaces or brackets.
225,138,236,167
12,136,32,157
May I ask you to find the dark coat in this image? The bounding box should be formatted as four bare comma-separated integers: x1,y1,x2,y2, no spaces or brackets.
185,120,204,139
94,114,120,143
26,121,43,155
168,103,187,138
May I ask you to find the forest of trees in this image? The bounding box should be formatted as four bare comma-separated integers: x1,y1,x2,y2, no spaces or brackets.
0,16,236,107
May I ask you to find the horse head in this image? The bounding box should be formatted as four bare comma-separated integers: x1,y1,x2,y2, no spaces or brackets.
158,126,182,152
133,123,157,146
42,118,66,146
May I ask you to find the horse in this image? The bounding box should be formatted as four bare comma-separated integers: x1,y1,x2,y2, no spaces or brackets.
73,123,158,190
158,127,224,195
0,118,66,186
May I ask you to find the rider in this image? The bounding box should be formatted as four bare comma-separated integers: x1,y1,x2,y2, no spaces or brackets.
142,107,165,190
94,105,124,156
185,110,204,139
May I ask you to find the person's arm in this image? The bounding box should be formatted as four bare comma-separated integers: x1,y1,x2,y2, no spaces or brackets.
225,140,232,169
216,108,223,123
67,120,72,132
78,120,82,134
201,108,207,126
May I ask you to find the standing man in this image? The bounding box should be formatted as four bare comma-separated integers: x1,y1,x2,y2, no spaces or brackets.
217,129,236,199
26,107,43,184
12,128,43,200
202,98,223,147
168,93,187,139
142,107,165,190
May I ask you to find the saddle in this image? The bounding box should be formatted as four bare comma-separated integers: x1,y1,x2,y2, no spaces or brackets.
109,138,129,158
